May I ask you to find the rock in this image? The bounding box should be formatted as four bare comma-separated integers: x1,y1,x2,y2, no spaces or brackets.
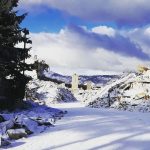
38,121,53,126
63,110,68,114
59,111,64,114
0,120,14,134
15,114,37,134
0,115,5,123
22,125,33,135
0,114,14,121
12,123,33,135
7,129,27,140
30,117,54,126
0,137,11,147
55,88,77,103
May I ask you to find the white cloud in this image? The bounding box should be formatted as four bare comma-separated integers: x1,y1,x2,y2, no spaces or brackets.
92,26,116,37
126,26,150,56
28,25,150,73
144,27,150,36
50,66,121,76
20,0,150,26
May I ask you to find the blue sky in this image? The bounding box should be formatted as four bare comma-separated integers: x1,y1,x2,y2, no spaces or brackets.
21,8,75,33
19,0,150,74
21,7,118,33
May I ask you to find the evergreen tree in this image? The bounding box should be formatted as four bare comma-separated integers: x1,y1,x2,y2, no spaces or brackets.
34,60,49,79
0,0,33,109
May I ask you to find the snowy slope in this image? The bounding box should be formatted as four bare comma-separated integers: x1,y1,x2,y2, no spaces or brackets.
8,102,150,150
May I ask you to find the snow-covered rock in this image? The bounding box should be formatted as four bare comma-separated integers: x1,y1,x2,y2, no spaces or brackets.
7,129,27,140
15,114,38,134
53,88,77,103
74,89,101,105
0,101,66,148
0,115,5,123
0,119,15,135
27,79,77,105
0,137,10,147
87,72,150,112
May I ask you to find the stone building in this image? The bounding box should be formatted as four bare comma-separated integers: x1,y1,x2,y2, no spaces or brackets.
85,81,93,90
71,73,79,92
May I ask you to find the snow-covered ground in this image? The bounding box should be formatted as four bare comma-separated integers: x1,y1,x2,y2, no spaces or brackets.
8,102,150,150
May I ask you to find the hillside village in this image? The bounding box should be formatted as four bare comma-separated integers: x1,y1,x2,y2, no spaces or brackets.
20,63,150,112
1,62,150,149
40,65,150,113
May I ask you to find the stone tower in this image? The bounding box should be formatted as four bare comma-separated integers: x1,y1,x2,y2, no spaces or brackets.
71,73,79,92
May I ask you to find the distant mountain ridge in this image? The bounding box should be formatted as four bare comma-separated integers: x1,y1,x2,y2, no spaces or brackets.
44,71,119,85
